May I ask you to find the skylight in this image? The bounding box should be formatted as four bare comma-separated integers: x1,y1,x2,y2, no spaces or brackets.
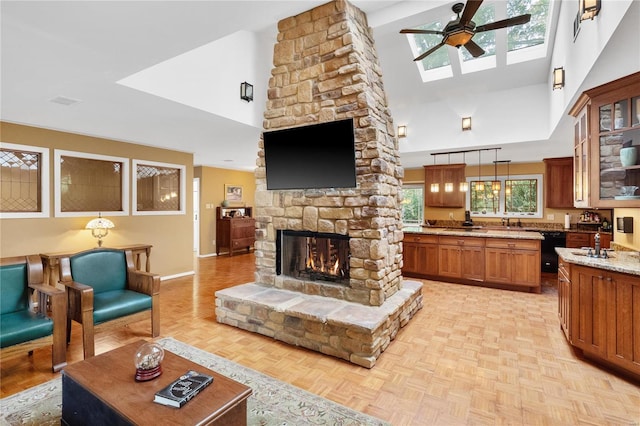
406,0,551,82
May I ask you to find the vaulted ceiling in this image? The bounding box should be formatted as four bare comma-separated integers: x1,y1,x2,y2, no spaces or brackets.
2,1,638,170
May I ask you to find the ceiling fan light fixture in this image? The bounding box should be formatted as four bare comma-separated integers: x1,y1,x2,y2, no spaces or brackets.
552,67,565,90
580,0,601,21
444,29,474,48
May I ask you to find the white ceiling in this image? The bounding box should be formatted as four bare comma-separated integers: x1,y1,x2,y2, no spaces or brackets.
0,1,635,171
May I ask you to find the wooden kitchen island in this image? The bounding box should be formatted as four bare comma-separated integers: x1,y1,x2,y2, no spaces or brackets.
403,226,544,293
556,247,640,381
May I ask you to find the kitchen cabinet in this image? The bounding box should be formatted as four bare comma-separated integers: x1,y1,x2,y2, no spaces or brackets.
438,236,484,281
424,164,466,208
216,207,255,256
565,232,611,249
566,232,590,248
543,157,574,209
569,72,640,208
402,233,438,276
571,264,609,358
562,262,640,378
485,238,540,289
557,257,571,340
605,272,640,374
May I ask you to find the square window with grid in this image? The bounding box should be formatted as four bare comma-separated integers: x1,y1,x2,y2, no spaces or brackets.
60,155,123,212
136,164,181,211
1,148,42,213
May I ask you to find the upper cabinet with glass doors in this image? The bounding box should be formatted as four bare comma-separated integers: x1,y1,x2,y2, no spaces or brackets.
569,72,640,208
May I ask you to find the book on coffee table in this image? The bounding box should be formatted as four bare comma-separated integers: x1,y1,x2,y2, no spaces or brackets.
154,370,214,408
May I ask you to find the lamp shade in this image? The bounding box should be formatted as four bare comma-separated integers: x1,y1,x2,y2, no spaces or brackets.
85,216,115,230
86,214,114,247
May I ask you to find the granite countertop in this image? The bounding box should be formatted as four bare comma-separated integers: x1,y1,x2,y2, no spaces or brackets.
556,247,640,276
403,226,544,240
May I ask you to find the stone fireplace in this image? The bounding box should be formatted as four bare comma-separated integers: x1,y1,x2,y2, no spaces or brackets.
215,0,422,368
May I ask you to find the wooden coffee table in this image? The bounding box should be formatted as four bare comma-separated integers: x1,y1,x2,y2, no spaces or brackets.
61,340,252,426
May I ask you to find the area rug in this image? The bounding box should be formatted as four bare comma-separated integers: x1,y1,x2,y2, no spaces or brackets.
1,337,388,426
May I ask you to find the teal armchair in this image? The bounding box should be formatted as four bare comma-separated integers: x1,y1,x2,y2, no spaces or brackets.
59,248,160,359
0,255,67,372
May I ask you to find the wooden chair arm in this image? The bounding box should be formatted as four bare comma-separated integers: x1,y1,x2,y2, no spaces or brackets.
28,283,66,317
63,280,94,318
127,270,160,296
28,283,65,297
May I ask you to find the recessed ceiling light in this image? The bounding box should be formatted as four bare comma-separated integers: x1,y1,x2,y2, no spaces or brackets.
223,159,233,162
49,96,81,106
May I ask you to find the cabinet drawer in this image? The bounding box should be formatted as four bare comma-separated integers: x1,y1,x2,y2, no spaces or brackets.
232,238,254,248
404,233,438,244
485,238,540,251
566,233,590,248
438,236,485,247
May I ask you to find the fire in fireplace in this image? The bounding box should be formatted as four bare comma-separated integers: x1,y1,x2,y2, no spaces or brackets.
276,230,350,284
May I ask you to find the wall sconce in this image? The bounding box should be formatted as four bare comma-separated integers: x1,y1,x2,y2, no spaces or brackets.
397,125,407,138
240,82,254,102
580,0,601,21
86,213,114,247
553,67,565,90
462,117,472,131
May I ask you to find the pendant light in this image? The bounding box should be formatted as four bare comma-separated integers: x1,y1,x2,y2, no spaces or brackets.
504,160,512,195
491,149,501,194
475,150,484,191
430,155,439,193
459,152,468,192
444,153,453,192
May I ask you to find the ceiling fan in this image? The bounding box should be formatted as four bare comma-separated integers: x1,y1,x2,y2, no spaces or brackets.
400,0,531,61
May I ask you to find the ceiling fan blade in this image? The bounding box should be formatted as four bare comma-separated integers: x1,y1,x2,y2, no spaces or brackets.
400,29,445,36
413,41,445,62
464,39,485,57
460,0,483,25
475,14,531,32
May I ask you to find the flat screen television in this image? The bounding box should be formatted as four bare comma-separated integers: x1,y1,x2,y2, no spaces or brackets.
263,118,357,190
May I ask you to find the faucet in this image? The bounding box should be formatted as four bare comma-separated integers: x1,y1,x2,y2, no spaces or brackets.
501,217,510,227
594,232,601,257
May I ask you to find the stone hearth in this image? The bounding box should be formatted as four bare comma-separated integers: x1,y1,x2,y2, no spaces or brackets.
216,0,422,368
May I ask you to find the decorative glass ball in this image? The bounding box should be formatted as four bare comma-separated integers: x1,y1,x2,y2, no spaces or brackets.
134,342,164,381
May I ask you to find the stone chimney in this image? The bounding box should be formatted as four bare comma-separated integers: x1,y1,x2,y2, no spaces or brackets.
254,0,404,307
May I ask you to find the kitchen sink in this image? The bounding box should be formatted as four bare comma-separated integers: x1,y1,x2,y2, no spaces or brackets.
571,250,615,258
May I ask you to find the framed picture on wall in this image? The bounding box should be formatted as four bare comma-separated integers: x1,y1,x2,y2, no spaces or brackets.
224,184,243,203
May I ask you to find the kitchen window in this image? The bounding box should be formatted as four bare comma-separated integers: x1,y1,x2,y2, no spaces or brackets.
401,184,424,225
467,174,543,219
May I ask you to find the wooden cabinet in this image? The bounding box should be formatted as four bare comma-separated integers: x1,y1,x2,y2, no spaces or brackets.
569,72,640,208
438,236,484,281
401,232,541,292
566,232,590,248
216,207,255,256
566,232,611,249
424,164,466,208
543,157,574,208
562,262,640,378
571,265,609,358
570,103,591,208
557,257,571,340
402,233,438,276
485,238,540,289
605,272,640,374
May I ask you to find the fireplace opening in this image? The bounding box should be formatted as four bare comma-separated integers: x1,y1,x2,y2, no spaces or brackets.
276,230,350,284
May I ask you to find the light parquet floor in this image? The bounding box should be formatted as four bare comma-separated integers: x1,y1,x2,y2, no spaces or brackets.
1,253,639,425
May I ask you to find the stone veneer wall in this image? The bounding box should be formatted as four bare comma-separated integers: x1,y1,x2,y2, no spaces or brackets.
254,0,404,307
